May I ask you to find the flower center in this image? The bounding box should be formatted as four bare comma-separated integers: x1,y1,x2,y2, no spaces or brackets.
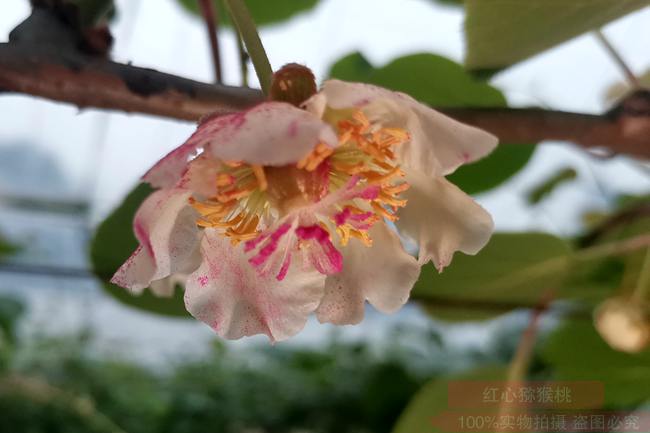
189,110,411,277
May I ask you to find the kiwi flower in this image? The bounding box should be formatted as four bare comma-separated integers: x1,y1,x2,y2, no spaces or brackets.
111,77,497,342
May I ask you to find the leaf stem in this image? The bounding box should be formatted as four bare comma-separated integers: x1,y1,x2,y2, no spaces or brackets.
633,247,650,301
198,0,223,83
496,296,550,433
594,29,639,88
223,0,272,95
485,234,650,292
235,29,249,87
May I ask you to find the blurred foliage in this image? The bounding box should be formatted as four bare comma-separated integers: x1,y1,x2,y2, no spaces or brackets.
90,183,189,318
431,0,462,6
0,295,507,433
0,233,18,258
527,167,578,205
328,52,535,195
178,0,319,27
68,0,115,26
464,0,650,70
542,320,650,407
413,233,570,321
392,367,507,433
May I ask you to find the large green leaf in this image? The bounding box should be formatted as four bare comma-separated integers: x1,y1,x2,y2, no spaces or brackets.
90,184,189,318
542,320,650,407
412,233,571,321
392,367,507,433
178,0,319,27
465,0,650,70
328,52,535,194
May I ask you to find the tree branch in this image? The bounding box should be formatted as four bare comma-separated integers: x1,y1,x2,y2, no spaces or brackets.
0,43,262,120
443,101,650,159
1,41,649,159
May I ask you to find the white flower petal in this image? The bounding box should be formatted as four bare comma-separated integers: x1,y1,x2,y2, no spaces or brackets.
143,102,338,188
315,79,498,176
316,222,420,325
149,274,187,297
177,155,222,198
396,170,494,271
111,189,201,291
148,279,175,297
185,229,326,342
206,102,338,166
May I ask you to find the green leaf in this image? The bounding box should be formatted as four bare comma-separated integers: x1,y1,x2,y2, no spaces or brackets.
0,296,25,345
464,0,650,70
90,184,190,318
392,367,507,433
0,235,18,258
430,0,463,7
412,233,571,321
542,320,650,407
177,0,319,27
70,0,116,26
526,167,577,205
328,52,535,194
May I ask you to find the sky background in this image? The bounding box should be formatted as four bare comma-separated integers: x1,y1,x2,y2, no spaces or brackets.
0,0,648,361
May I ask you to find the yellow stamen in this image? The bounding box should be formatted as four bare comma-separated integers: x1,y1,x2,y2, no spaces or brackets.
252,165,268,191
216,173,235,187
297,142,334,171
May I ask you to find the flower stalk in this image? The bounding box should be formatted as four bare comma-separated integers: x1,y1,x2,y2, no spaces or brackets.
223,0,273,95
198,0,223,83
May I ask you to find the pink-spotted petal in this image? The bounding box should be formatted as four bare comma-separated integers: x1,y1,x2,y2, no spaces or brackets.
143,102,337,188
316,222,420,325
111,189,201,292
177,154,222,198
396,170,494,272
206,101,338,166
185,229,326,342
309,79,498,176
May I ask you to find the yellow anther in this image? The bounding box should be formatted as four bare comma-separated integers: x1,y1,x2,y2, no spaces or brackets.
349,229,373,246
371,202,397,221
216,181,257,203
216,173,235,187
297,142,334,171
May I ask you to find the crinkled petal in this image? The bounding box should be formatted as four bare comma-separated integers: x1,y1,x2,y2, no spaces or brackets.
396,170,494,271
144,102,338,188
308,79,498,176
185,229,325,342
316,222,420,325
206,102,338,166
149,273,187,297
177,154,222,198
111,189,201,292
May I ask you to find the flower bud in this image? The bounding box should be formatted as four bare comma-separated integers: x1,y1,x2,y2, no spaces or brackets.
270,63,317,106
594,296,650,353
